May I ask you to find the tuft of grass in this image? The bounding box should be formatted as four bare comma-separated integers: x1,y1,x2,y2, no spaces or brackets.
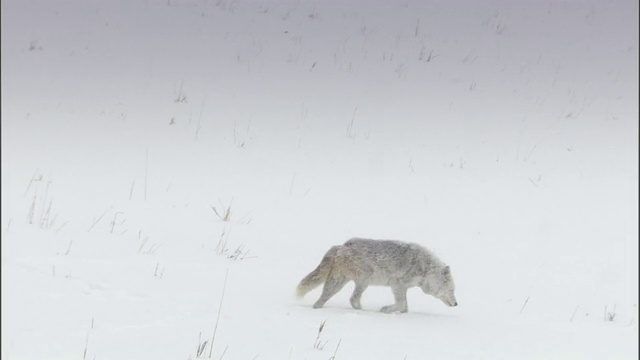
419,47,438,62
24,174,60,230
138,236,162,255
175,81,188,103
313,320,328,350
216,228,231,256
605,305,617,322
215,228,253,260
211,199,233,222
29,40,43,51
110,212,125,234
227,245,251,261
153,262,165,278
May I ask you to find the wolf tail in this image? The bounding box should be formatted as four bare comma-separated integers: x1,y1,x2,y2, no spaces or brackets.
296,245,341,298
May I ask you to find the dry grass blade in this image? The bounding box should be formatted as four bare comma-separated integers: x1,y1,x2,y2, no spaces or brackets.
208,269,229,358
328,339,342,360
519,296,529,314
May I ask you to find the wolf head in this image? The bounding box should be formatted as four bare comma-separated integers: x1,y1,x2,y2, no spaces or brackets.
421,265,458,307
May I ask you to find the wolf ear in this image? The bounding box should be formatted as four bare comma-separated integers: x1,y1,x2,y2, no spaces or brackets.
442,266,450,275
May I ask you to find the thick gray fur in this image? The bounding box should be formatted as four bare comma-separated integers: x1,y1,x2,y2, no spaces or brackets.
296,238,457,313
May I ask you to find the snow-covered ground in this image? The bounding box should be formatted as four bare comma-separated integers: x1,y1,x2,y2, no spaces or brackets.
2,0,638,359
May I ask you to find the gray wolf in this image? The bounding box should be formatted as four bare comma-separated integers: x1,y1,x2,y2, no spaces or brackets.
296,238,457,313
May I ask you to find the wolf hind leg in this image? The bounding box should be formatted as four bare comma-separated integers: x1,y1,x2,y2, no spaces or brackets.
313,271,349,309
349,283,368,310
380,285,408,313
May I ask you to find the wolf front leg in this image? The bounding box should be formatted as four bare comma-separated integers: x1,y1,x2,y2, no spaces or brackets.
380,285,408,313
313,271,349,309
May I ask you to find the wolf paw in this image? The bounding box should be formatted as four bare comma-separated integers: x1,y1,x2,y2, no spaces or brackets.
350,299,362,310
380,305,395,313
380,305,407,313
